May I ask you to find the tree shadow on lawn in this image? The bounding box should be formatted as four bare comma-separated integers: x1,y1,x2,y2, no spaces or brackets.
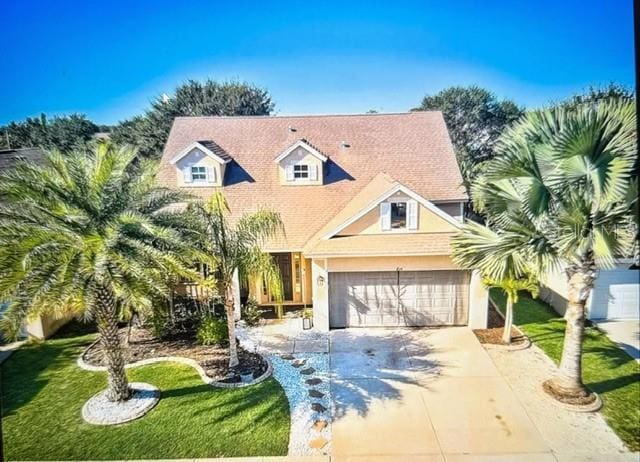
1,333,93,417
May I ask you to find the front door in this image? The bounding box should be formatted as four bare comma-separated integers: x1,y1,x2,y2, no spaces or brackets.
272,253,293,301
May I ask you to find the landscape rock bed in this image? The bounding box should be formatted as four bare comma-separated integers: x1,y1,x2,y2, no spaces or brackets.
270,353,331,456
83,327,267,382
82,382,160,425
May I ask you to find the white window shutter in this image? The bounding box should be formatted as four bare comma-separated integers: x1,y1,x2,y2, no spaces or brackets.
407,200,418,229
380,202,391,230
206,166,216,183
309,164,318,181
285,164,294,181
183,165,192,183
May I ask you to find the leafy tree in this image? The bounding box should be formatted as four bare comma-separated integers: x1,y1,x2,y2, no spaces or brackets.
112,80,274,158
452,100,636,400
188,192,283,369
560,83,634,110
413,86,523,188
0,113,99,151
0,143,200,401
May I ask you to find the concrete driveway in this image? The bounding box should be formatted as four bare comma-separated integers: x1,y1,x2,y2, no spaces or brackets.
327,327,631,462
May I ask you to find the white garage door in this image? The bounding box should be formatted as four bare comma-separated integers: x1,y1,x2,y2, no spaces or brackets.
329,270,470,328
589,269,640,320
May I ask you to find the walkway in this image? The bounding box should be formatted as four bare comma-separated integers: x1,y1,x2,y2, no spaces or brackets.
595,320,640,361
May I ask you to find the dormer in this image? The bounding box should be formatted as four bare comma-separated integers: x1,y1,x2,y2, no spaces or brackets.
274,139,327,186
170,141,231,187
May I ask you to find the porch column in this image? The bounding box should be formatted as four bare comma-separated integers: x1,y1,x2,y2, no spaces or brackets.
232,268,241,321
468,269,488,328
311,258,329,331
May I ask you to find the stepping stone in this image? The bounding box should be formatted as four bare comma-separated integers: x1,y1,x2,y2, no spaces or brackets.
312,420,328,431
308,389,325,398
309,437,328,450
280,354,294,360
311,402,327,413
300,367,316,375
306,378,322,386
292,359,307,368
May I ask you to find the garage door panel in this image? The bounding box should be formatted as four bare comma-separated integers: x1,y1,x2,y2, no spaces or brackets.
329,270,469,328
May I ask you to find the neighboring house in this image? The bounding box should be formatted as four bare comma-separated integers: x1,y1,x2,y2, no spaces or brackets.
0,148,72,340
158,112,488,331
541,260,640,321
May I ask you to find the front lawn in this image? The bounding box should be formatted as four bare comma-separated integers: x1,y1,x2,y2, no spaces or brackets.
1,330,290,460
491,289,640,451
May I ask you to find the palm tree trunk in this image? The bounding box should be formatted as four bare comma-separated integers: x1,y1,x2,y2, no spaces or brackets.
93,284,130,402
502,297,514,344
546,265,595,398
224,283,240,370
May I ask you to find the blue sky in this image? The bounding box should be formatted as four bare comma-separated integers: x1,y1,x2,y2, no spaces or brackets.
0,0,634,125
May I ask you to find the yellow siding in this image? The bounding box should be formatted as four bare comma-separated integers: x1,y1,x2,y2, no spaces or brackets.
326,255,458,272
338,202,458,235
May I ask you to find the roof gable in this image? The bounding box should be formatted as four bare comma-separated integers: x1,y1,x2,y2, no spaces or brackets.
169,141,232,165
273,139,328,164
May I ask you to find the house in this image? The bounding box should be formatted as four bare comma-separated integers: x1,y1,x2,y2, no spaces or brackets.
0,148,72,340
541,260,640,321
157,112,488,331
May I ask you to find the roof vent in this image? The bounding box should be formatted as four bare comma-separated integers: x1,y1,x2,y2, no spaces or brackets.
288,126,297,132
341,141,350,148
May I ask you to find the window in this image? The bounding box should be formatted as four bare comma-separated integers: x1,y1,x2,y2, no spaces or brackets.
294,164,309,179
391,202,407,228
191,166,207,181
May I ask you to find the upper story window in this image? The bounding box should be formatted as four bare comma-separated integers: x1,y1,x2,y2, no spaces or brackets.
391,202,407,228
286,163,318,182
380,199,418,231
294,164,309,179
191,166,207,182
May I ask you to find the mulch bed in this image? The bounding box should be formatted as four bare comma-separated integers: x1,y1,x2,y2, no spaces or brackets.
542,380,598,406
473,302,528,346
83,328,267,383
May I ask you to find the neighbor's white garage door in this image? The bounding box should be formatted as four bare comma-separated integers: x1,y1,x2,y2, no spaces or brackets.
589,268,640,320
328,270,470,328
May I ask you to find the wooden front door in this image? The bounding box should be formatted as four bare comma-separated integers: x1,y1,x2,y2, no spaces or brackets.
272,253,293,301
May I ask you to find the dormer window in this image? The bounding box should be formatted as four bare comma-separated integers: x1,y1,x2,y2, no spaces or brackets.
170,141,231,188
275,139,327,186
294,164,309,179
191,166,208,182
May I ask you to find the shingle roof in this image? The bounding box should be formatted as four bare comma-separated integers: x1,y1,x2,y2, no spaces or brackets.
197,140,233,162
305,232,456,257
158,112,466,251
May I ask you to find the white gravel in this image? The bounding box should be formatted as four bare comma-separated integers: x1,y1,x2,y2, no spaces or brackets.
81,382,160,425
270,353,331,456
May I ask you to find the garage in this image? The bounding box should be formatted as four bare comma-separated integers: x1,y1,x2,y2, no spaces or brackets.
329,270,470,328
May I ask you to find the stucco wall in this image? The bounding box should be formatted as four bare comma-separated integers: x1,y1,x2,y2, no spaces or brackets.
278,147,324,185
175,148,225,187
25,313,74,340
338,192,459,236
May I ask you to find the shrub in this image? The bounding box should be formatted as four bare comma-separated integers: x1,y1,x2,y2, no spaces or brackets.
145,296,223,339
241,298,263,327
196,315,228,346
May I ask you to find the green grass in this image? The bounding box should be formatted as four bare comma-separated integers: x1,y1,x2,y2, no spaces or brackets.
1,331,290,460
491,289,640,451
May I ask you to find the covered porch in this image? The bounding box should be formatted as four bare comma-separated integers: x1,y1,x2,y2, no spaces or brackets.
250,251,313,309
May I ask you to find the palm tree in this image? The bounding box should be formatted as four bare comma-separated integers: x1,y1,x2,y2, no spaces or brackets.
451,222,539,344
188,192,284,370
0,143,200,402
454,101,636,400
